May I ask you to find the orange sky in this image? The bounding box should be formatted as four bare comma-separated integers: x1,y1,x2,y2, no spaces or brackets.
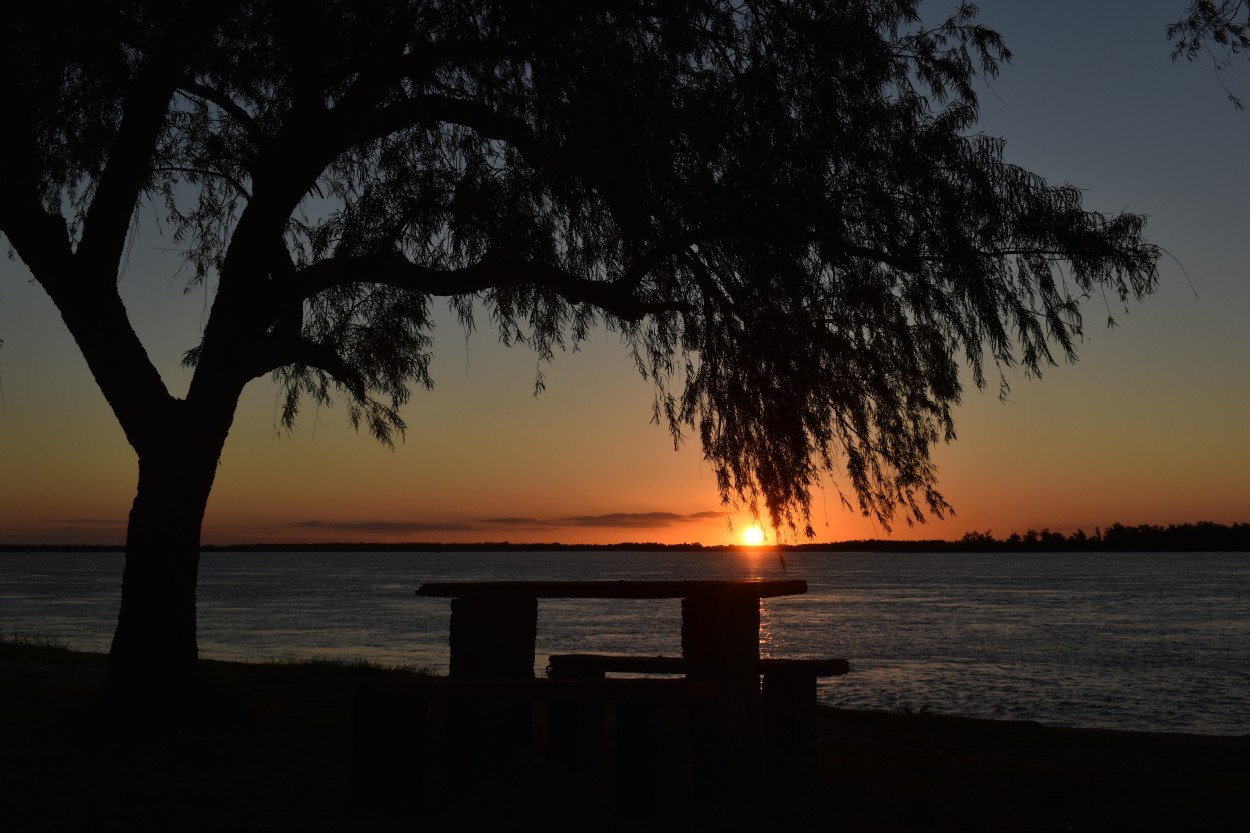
1,2,1247,548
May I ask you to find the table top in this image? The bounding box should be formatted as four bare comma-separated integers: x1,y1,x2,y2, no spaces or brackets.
415,578,807,600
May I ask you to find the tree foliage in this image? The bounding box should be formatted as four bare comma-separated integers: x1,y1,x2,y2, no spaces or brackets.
1170,0,1250,58
2,0,1160,540
1169,1,1250,106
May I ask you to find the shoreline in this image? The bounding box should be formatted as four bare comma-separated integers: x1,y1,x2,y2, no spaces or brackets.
11,639,1248,740
3,641,1247,831
5,520,1250,554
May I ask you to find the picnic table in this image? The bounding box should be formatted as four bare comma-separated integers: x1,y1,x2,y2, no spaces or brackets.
413,579,809,704
356,579,846,815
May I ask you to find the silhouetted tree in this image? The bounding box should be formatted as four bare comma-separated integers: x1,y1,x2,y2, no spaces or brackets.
1,1,1160,683
1170,1,1250,106
960,530,996,548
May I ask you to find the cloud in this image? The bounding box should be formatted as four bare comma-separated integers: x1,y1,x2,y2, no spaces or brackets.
558,511,716,528
285,511,723,535
293,520,478,533
480,517,549,526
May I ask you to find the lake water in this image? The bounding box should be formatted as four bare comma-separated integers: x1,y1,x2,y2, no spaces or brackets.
2,549,1248,737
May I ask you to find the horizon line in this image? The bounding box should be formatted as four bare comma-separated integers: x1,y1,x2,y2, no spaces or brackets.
3,520,1248,554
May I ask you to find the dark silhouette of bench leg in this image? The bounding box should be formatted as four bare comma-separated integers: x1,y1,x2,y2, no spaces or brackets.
448,596,537,679
682,588,762,803
443,596,539,802
546,667,607,767
762,669,819,783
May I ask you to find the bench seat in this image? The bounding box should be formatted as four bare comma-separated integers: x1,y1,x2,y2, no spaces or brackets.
545,652,850,783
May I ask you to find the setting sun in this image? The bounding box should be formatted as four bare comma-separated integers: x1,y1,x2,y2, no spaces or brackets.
743,525,766,546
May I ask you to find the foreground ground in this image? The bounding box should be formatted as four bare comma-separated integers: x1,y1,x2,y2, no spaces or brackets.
2,638,1247,832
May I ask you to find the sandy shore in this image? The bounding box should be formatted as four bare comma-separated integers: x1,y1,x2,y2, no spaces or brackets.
2,642,1247,832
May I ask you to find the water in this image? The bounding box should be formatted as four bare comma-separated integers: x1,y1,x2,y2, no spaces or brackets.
2,549,1248,736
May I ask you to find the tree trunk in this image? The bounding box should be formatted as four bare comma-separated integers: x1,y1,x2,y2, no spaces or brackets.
109,427,229,691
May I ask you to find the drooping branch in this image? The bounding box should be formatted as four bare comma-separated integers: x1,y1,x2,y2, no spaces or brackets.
1169,0,1250,60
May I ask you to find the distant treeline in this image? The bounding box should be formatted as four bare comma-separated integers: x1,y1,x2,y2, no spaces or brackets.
970,521,1250,552
3,521,1248,553
789,522,1250,553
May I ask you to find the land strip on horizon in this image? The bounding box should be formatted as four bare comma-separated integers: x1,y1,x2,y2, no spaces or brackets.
3,520,1248,553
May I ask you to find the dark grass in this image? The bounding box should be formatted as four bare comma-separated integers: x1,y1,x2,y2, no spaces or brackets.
2,637,1247,832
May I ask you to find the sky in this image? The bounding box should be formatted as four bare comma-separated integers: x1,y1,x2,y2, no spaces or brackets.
1,1,1247,547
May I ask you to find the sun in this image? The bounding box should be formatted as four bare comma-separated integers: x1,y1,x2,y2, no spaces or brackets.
742,524,767,546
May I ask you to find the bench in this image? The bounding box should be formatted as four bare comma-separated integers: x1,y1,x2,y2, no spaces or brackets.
351,675,719,816
546,653,850,781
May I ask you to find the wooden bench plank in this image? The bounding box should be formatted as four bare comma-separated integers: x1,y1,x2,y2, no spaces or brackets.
762,657,850,677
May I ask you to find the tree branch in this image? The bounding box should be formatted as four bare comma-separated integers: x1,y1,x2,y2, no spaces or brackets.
258,333,361,390
154,166,252,200
76,65,177,276
174,82,263,146
289,253,693,322
334,35,531,115
0,199,74,281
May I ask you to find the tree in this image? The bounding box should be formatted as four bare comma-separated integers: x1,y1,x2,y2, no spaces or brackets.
1,0,1159,685
1169,1,1250,106
1170,1,1250,58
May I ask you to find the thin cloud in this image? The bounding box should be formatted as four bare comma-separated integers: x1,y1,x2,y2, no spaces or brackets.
558,512,713,528
293,520,478,533
44,518,127,527
480,517,555,527
286,511,722,534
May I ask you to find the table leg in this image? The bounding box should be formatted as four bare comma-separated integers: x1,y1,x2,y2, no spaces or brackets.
447,595,538,679
445,596,540,785
681,588,762,798
680,588,761,697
